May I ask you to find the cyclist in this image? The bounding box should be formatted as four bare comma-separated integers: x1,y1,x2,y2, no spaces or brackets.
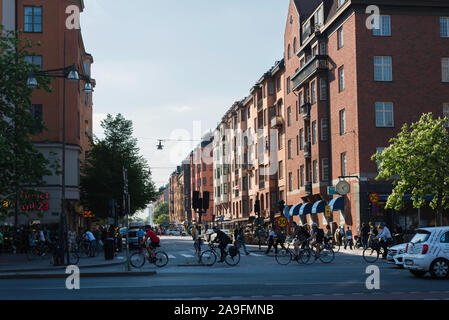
136,227,145,246
144,227,160,262
289,222,309,259
310,223,325,259
82,229,96,257
212,226,232,263
375,222,392,259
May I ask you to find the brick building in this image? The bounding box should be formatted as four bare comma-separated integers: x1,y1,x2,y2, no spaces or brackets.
1,0,94,229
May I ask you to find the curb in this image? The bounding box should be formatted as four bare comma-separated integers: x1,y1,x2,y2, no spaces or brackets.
0,271,156,279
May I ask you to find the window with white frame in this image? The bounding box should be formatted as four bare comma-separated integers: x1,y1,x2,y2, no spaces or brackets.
25,55,43,69
338,0,346,7
316,7,323,27
300,129,304,150
375,102,394,127
322,158,329,181
339,109,346,135
337,27,344,49
299,91,304,106
320,78,327,100
374,56,393,81
338,66,345,92
443,103,449,127
289,172,293,192
300,165,305,187
442,58,449,82
321,118,328,141
312,121,317,145
373,15,391,36
311,81,316,104
441,17,449,38
313,160,318,183
341,152,347,176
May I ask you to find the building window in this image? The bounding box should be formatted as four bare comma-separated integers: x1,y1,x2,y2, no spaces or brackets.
321,118,328,141
288,172,293,192
287,77,291,94
337,27,344,49
288,140,292,159
300,165,305,187
287,107,292,126
316,7,323,27
279,161,283,179
299,129,304,150
441,17,449,38
338,0,346,7
312,121,317,145
374,56,393,81
442,58,449,82
373,15,391,36
312,45,318,56
375,102,394,127
30,104,43,132
319,42,327,55
341,152,347,176
24,6,42,33
339,109,346,135
293,37,297,53
313,160,318,183
296,135,299,155
444,103,449,127
268,82,275,95
277,77,281,91
203,177,207,186
299,92,304,106
322,158,329,181
24,55,42,69
338,66,345,92
320,78,327,100
288,44,291,60
311,81,316,104
376,147,385,170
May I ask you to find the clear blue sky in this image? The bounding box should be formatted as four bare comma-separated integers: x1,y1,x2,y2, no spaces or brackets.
82,0,290,190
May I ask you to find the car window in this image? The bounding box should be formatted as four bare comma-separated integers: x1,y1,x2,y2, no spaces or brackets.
410,230,431,244
440,232,449,243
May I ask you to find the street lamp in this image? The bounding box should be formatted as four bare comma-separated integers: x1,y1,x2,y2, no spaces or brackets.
26,35,93,266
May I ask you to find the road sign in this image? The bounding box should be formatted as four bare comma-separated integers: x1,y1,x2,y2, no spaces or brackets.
371,205,379,215
325,205,331,217
327,186,337,195
276,216,288,228
369,193,379,203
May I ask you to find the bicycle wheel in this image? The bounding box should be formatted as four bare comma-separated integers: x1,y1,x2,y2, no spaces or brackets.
319,247,335,264
130,252,146,268
225,251,240,266
363,247,379,263
275,249,292,265
154,251,169,268
301,249,315,265
200,250,217,266
333,243,341,253
68,250,80,265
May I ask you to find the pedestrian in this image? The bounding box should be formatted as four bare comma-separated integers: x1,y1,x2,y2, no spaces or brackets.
265,228,276,255
361,222,370,249
236,228,250,256
67,229,76,251
0,229,3,254
394,223,404,244
275,228,287,253
344,226,353,250
324,224,333,246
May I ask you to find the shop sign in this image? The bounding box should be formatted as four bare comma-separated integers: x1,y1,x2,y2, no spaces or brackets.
371,205,379,215
325,205,331,217
20,191,50,212
369,193,379,203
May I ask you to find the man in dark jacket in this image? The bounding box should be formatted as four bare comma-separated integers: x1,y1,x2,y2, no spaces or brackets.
212,226,232,262
361,223,370,249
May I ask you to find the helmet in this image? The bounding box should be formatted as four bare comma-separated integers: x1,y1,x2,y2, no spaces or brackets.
312,223,318,227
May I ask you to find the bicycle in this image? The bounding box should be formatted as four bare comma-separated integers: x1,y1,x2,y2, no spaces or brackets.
200,243,240,267
26,242,51,261
362,238,388,263
129,244,169,268
275,240,312,265
77,240,98,258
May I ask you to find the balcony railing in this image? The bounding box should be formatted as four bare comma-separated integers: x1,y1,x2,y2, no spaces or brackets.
305,182,312,195
300,103,310,120
270,116,284,129
291,55,328,91
304,142,311,158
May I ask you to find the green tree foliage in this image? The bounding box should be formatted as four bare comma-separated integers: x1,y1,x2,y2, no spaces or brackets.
0,25,58,220
80,114,157,219
153,202,169,222
154,213,170,226
372,113,449,223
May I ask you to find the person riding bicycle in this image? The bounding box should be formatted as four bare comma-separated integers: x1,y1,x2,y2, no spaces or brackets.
144,227,160,262
324,224,333,245
212,226,232,263
310,223,324,259
375,222,393,259
136,227,145,245
289,222,309,259
82,229,97,257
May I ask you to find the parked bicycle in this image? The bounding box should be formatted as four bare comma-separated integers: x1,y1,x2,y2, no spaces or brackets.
26,242,51,261
200,243,240,267
362,238,387,263
129,244,169,268
76,239,98,258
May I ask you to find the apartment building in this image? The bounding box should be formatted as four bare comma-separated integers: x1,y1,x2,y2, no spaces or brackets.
284,0,449,230
1,0,94,228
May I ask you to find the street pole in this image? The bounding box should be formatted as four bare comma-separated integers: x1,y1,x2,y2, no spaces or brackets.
198,209,202,254
123,168,130,271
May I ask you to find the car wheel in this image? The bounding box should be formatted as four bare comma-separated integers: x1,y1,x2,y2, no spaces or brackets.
409,270,427,278
429,259,449,279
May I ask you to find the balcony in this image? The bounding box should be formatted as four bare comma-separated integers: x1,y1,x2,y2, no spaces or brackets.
300,103,310,120
304,142,311,158
291,55,328,91
270,116,284,129
305,182,312,195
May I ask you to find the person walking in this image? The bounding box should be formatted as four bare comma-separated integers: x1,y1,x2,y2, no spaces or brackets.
236,228,250,256
67,229,76,251
265,228,276,255
275,228,287,253
344,226,353,250
361,223,370,249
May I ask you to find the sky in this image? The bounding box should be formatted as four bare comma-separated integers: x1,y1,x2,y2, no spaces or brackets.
80,0,290,217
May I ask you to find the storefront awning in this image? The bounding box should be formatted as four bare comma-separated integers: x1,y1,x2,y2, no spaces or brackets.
312,200,326,214
289,203,302,216
329,196,344,211
299,203,312,216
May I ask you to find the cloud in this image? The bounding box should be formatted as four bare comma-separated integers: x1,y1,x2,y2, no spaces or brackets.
167,105,193,113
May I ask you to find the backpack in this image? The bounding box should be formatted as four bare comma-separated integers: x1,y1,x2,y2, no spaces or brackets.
229,245,238,257
316,229,324,241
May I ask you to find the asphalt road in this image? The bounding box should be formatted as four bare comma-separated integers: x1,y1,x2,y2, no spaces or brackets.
0,236,448,300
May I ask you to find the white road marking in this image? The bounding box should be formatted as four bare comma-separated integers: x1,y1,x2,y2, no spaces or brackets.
181,254,194,258
167,255,176,259
250,253,263,257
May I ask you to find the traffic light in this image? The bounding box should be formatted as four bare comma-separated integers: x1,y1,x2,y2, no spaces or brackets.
254,199,260,215
367,201,372,212
202,191,210,211
192,191,201,211
277,200,285,212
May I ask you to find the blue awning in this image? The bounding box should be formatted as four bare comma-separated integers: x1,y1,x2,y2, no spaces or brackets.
312,200,326,214
289,203,302,216
299,203,312,215
329,196,344,211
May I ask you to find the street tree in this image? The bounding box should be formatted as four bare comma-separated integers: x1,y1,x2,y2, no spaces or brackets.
0,25,58,222
153,202,169,222
80,114,157,219
154,213,170,226
372,113,449,225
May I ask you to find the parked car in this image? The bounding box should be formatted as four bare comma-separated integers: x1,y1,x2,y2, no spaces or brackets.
403,226,449,278
166,229,181,236
120,228,142,249
387,243,407,268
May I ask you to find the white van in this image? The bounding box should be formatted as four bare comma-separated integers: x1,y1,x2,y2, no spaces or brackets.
403,227,449,278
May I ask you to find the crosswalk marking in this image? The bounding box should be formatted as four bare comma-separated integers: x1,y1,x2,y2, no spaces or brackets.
168,255,176,259
250,253,263,257
181,254,194,258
